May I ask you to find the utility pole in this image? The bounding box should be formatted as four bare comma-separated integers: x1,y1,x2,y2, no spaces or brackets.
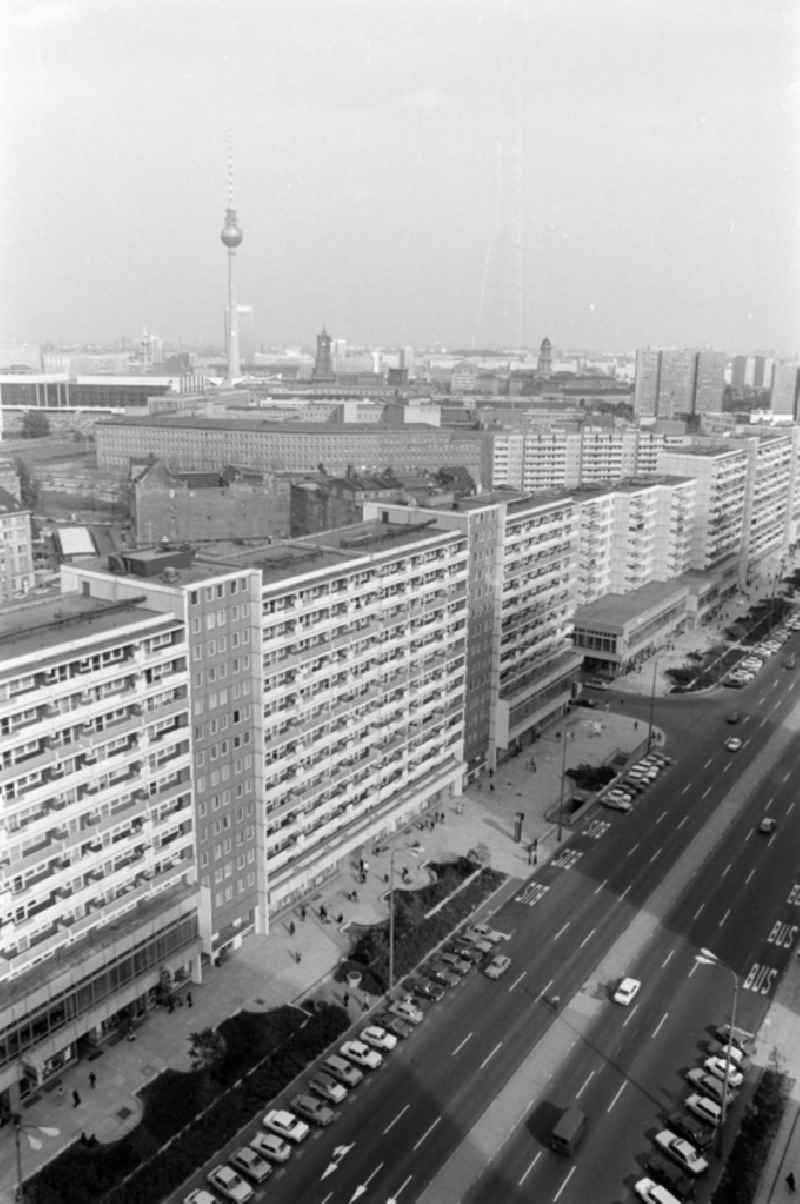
388,849,396,995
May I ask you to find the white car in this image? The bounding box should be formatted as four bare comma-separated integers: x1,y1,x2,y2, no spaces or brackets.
703,1057,744,1088
184,1192,218,1204
654,1129,709,1176
207,1165,254,1203
250,1131,292,1163
715,1023,754,1049
361,1025,398,1052
466,922,506,944
724,736,743,751
483,954,511,979
341,1039,383,1069
629,765,659,781
601,794,633,813
634,1179,683,1204
388,999,424,1025
262,1108,310,1143
606,788,633,803
709,1041,746,1064
686,1067,737,1103
685,1093,723,1127
613,977,641,1006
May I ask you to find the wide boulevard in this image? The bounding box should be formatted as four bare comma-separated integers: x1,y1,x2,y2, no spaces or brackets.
173,633,800,1204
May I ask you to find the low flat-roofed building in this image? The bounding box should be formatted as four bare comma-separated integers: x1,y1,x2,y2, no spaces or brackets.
572,579,690,676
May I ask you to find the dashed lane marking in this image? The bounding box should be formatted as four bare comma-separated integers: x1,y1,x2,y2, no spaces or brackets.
576,1069,595,1099
702,786,711,799
479,1043,502,1071
704,758,713,769
593,878,608,895
554,921,571,941
579,928,596,949
412,1117,440,1152
651,1011,669,1039
508,971,527,993
383,1105,410,1134
661,950,675,969
681,783,691,795
745,868,755,884
648,847,662,865
518,1152,542,1187
608,1081,627,1112
656,810,667,824
721,863,731,877
554,1166,576,1202
719,908,730,927
694,903,705,920
626,843,640,859
622,1003,639,1028
451,1033,472,1056
677,815,688,829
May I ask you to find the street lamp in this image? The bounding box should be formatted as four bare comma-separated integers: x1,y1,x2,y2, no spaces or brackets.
695,947,739,1154
388,848,396,995
12,1113,60,1202
556,728,569,843
646,655,658,751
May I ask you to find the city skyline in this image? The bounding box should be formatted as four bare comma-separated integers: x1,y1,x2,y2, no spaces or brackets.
4,0,799,353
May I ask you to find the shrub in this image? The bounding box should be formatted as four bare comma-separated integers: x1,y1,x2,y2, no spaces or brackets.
711,1068,790,1203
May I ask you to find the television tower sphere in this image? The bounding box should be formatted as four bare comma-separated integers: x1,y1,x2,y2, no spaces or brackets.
221,207,243,249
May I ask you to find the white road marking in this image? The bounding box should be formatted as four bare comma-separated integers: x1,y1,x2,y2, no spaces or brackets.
694,903,705,920
723,762,731,773
623,1003,639,1027
383,1105,410,1134
783,771,792,783
480,1042,502,1070
554,922,570,941
765,797,773,810
608,1081,627,1111
538,978,554,1000
593,878,608,895
745,868,755,884
518,1152,542,1186
704,758,713,768
772,700,781,712
451,1033,472,1056
626,842,640,858
741,714,750,723
682,783,691,795
656,809,667,824
390,1174,413,1200
758,695,766,706
648,847,662,865
412,1117,440,1151
576,1069,595,1098
580,928,596,949
554,1166,576,1201
745,829,753,842
719,908,730,927
677,815,688,829
702,786,711,799
619,884,632,902
769,832,777,846
662,950,675,969
688,962,697,978
721,863,731,877
509,971,527,992
789,801,796,814
651,1011,669,1039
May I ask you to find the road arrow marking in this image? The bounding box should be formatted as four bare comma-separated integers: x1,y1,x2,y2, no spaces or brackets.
350,1162,384,1201
322,1143,356,1180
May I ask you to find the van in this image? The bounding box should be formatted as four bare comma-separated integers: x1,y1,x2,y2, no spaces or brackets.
549,1105,587,1154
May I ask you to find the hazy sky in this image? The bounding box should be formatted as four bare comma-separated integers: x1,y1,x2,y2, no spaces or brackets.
3,0,799,354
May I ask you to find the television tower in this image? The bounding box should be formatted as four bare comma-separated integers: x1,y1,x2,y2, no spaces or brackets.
220,148,243,381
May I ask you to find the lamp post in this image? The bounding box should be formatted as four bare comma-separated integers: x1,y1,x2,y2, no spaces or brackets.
12,1113,60,1202
388,848,396,996
556,726,569,843
695,948,739,1154
646,655,658,751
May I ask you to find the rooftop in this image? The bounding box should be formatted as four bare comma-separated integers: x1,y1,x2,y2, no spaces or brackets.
0,486,25,515
574,579,690,629
0,592,170,661
99,414,484,437
658,444,744,459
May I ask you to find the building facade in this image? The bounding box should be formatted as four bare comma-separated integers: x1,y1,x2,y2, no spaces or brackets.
0,489,34,600
657,446,748,573
0,594,201,1111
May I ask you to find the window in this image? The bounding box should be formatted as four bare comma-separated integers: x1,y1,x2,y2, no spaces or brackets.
190,590,198,605
200,851,209,867
217,584,224,598
190,616,201,634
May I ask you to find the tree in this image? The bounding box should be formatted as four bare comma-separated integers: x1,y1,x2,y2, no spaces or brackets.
21,410,50,438
188,1026,227,1073
13,457,39,510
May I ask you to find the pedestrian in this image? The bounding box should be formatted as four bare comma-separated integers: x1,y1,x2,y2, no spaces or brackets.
489,783,495,792
168,998,175,1014
300,905,307,921
634,721,638,730
295,951,302,964
89,1072,96,1090
343,991,350,1007
289,920,296,936
187,991,192,1008
787,1171,797,1193
72,1090,81,1108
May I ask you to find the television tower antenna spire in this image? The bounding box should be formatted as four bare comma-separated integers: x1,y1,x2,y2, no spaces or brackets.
220,134,243,381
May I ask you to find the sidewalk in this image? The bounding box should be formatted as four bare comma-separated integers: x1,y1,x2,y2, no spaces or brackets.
0,711,648,1204
754,951,800,1202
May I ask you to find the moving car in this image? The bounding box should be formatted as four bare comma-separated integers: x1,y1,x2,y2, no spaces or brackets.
787,653,797,669
484,953,512,979
361,1025,398,1052
229,1147,272,1185
323,1054,363,1087
703,1057,744,1089
207,1165,254,1203
685,1093,723,1127
654,1130,709,1176
388,999,424,1025
601,794,633,813
466,923,506,944
341,1040,382,1069
686,1066,737,1103
759,817,777,834
289,1092,335,1127
613,977,642,1006
308,1072,348,1104
724,736,743,751
250,1131,292,1163
635,1179,684,1204
262,1109,310,1143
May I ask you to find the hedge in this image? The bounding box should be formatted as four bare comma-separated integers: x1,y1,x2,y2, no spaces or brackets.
334,859,506,994
26,1002,349,1204
711,1068,790,1204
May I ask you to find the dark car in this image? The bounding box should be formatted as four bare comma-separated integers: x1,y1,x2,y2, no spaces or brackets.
407,977,445,1002
667,1111,713,1152
376,1012,413,1040
290,1092,335,1127
726,711,743,724
643,1153,696,1201
307,1072,348,1104
620,777,646,794
450,940,484,964
572,696,598,708
425,963,460,988
438,951,472,975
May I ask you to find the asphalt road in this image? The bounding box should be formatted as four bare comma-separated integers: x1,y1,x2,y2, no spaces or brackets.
172,635,800,1204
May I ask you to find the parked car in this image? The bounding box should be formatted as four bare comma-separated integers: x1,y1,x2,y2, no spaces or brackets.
229,1147,272,1185
341,1040,382,1070
786,653,797,669
376,1012,414,1040
184,1191,218,1204
450,940,485,963
207,1165,254,1203
635,1179,684,1204
686,1066,737,1104
388,999,424,1025
714,1023,755,1050
654,1130,709,1176
262,1109,310,1143
685,1093,723,1128
289,1092,335,1127
361,1025,398,1052
323,1054,363,1087
584,676,610,690
600,795,633,813
707,1041,747,1065
308,1072,348,1104
483,954,512,979
438,951,472,975
249,1131,292,1163
405,977,445,1002
703,1057,744,1089
641,1153,695,1202
465,923,506,944
425,962,461,988
666,1112,713,1152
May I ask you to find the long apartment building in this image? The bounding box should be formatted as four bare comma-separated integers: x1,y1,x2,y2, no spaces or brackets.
657,446,748,572
95,415,492,487
489,425,666,492
0,594,201,1113
735,434,795,577
364,493,582,772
